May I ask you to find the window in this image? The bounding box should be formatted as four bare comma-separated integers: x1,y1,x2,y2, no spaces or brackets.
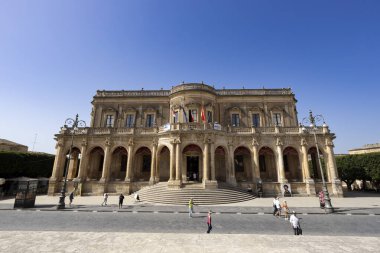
173,111,178,123
259,155,266,172
189,109,198,122
231,114,240,127
252,113,260,127
146,114,154,127
272,113,282,126
126,114,134,128
234,155,244,172
142,155,151,172
105,115,114,127
120,155,127,172
284,155,289,172
207,111,212,123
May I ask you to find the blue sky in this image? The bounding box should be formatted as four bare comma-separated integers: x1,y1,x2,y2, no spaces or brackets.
0,0,379,154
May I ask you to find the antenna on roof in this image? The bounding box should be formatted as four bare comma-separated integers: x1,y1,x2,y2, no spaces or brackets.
32,133,38,152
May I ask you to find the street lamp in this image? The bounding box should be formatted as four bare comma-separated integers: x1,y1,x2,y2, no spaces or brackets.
302,110,334,213
57,114,86,209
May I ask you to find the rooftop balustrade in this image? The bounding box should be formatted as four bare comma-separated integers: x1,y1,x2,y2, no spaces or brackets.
58,125,326,137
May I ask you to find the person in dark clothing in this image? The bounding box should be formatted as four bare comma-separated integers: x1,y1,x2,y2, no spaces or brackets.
69,192,74,207
206,211,212,233
119,193,125,209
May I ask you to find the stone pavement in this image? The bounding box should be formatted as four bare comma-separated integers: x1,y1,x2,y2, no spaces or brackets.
0,231,379,253
1,193,379,215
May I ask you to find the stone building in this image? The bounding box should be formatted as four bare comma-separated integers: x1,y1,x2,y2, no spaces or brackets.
0,139,28,152
348,143,380,155
48,83,343,197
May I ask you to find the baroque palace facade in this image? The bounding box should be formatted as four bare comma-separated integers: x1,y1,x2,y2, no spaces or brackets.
48,83,343,197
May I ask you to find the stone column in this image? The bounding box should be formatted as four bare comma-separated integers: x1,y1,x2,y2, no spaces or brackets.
251,140,260,183
125,142,134,182
228,143,237,186
210,143,216,181
276,138,287,183
76,141,88,182
169,143,175,181
175,142,182,181
67,152,79,179
51,140,65,181
149,142,157,185
325,139,343,196
100,141,111,183
48,140,65,195
301,138,315,195
203,141,210,182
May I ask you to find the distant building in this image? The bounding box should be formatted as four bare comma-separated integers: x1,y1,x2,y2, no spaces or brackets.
48,83,343,197
348,143,380,155
0,139,28,152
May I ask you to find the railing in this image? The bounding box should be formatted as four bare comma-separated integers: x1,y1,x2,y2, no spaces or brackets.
58,125,327,136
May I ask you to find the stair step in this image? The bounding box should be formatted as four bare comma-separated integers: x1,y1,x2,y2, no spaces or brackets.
136,182,256,205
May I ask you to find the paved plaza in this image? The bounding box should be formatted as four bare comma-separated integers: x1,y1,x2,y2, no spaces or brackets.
0,231,379,253
0,193,379,252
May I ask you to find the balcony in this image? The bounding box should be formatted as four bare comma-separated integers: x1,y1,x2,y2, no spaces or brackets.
58,125,326,137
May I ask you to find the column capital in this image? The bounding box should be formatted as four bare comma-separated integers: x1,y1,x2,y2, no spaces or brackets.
152,138,158,147
300,138,308,147
325,138,334,147
128,138,134,147
104,137,112,147
252,138,259,147
55,139,64,149
276,137,283,146
81,139,88,147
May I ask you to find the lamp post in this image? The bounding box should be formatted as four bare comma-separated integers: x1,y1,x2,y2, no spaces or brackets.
302,110,334,213
57,114,86,209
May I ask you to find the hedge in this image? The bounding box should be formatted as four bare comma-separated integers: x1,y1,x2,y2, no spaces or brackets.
0,151,55,178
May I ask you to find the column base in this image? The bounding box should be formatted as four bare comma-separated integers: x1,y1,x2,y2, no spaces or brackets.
48,180,59,196
331,179,344,197
203,180,218,189
305,178,316,196
227,176,237,186
167,180,182,189
149,177,156,186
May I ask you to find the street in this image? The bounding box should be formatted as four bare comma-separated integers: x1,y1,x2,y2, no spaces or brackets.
1,210,379,236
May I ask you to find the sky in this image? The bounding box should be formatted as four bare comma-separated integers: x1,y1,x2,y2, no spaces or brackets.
0,0,379,155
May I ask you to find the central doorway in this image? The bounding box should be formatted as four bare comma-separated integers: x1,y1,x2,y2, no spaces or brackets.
187,156,199,181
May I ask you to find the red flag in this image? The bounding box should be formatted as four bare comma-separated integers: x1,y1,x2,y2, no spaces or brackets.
201,106,206,122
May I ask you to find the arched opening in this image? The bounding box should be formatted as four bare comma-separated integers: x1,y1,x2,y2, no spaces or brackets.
308,147,326,181
110,146,128,181
134,147,151,181
65,147,81,180
283,147,302,182
259,147,277,182
88,147,104,180
183,144,203,182
234,146,252,182
157,146,170,181
215,146,227,182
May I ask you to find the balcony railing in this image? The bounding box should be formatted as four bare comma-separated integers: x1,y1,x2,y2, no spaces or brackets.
58,125,326,136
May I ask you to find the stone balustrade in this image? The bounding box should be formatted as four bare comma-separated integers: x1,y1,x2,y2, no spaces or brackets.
58,125,325,137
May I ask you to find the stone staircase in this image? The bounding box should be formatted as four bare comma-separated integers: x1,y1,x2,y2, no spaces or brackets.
137,182,256,205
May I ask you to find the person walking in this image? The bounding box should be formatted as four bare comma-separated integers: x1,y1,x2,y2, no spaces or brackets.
188,198,194,218
289,211,301,235
119,193,125,209
69,192,74,207
101,193,108,206
282,200,289,220
272,196,277,216
206,210,212,233
274,197,281,217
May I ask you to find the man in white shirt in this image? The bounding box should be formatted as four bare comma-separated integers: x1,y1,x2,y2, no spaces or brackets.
289,211,301,235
